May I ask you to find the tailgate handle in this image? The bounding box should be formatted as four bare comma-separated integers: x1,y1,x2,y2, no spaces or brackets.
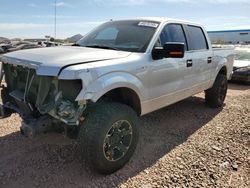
186,59,193,67
208,57,212,64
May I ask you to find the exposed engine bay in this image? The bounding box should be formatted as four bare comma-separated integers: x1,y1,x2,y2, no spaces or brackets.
0,63,86,137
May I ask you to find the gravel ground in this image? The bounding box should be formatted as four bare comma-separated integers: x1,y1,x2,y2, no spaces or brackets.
0,83,249,188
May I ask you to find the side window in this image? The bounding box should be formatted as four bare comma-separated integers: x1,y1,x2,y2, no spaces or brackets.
187,25,208,50
158,24,187,50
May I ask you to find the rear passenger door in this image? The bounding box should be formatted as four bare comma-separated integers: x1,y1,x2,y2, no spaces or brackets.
181,25,213,91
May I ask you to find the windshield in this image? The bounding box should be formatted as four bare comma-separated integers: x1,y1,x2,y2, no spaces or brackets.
235,49,250,61
77,20,159,53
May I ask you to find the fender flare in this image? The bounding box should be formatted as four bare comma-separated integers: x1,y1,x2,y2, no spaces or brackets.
75,72,146,103
210,57,228,86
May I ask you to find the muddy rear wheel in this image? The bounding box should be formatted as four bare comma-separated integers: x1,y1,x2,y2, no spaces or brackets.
205,74,228,108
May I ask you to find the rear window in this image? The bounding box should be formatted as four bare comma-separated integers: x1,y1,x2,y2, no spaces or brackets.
187,25,208,51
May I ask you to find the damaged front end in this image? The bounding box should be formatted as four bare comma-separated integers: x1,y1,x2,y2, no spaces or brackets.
0,62,86,137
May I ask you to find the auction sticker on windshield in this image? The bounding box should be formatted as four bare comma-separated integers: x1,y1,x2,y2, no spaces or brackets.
138,22,159,28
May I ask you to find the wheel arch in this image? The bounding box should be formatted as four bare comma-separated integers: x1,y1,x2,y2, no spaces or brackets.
97,87,142,116
75,72,145,115
218,65,227,76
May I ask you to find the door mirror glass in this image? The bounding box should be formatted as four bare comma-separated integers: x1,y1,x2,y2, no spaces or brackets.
152,42,185,60
164,42,185,58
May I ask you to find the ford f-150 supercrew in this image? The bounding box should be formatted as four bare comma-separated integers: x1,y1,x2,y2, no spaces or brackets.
0,18,234,174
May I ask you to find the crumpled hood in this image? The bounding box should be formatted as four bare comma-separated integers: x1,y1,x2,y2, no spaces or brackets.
0,46,131,76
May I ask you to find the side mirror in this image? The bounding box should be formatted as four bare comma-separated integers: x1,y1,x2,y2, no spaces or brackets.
152,42,185,60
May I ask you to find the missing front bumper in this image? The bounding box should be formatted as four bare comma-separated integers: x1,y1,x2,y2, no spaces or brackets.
20,115,54,138
2,63,85,125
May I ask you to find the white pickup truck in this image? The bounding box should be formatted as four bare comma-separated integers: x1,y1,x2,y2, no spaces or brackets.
0,18,234,174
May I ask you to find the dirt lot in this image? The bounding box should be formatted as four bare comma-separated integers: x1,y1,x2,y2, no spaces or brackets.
0,83,249,188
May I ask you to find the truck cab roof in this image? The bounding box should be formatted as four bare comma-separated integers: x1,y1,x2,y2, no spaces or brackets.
112,17,201,26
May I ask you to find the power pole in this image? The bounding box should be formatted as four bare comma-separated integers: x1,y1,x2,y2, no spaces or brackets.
54,0,57,39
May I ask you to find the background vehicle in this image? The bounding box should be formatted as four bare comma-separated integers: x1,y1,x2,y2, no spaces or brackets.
0,47,4,54
7,43,40,52
231,47,250,83
0,43,12,53
37,41,60,47
0,18,234,174
0,41,41,54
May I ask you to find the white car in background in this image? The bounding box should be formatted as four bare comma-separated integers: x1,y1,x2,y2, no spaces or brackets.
232,47,250,83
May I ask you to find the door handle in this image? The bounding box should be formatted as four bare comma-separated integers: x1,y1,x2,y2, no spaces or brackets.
186,59,193,67
208,57,212,64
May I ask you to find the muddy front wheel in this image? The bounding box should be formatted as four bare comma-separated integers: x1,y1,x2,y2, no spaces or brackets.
78,102,139,174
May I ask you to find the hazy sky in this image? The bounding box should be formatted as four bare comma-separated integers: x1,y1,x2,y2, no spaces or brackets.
0,0,250,38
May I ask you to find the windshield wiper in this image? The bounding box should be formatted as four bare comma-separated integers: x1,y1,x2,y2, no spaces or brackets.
85,45,119,51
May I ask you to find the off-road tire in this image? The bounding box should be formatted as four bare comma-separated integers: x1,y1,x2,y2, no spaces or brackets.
205,74,228,108
78,102,139,174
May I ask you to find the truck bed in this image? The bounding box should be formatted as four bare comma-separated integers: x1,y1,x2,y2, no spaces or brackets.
213,47,235,79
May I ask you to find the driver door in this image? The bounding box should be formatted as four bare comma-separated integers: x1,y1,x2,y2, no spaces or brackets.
146,23,192,112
